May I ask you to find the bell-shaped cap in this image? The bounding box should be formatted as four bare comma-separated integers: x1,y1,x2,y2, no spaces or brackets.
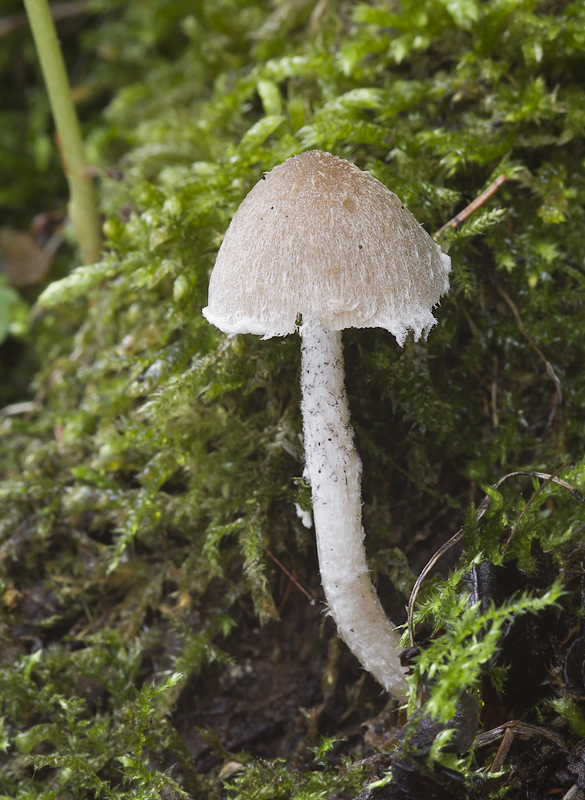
203,150,451,345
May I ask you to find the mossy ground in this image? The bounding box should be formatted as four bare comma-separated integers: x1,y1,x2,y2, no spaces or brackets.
1,0,585,797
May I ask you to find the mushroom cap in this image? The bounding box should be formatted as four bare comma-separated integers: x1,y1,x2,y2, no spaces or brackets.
202,150,451,345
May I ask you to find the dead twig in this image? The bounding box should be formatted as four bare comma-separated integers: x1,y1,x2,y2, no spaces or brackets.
407,465,584,647
502,459,571,555
266,549,315,605
492,281,563,430
434,174,508,237
476,719,567,751
488,725,515,774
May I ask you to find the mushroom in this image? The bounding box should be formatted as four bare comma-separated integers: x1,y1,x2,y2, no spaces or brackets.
202,150,451,699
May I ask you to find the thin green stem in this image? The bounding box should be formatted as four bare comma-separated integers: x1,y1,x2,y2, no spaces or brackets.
23,0,101,265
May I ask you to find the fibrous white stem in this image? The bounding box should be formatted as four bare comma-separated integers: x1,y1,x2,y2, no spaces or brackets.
299,318,407,699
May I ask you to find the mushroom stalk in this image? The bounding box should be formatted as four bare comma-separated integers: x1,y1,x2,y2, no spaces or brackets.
299,317,407,699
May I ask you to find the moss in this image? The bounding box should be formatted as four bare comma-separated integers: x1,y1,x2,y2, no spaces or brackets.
2,0,585,796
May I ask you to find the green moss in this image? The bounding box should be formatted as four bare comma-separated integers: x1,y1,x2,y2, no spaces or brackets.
3,0,585,796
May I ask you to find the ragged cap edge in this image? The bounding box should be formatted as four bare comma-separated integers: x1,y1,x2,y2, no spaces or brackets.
201,307,296,339
202,301,445,346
